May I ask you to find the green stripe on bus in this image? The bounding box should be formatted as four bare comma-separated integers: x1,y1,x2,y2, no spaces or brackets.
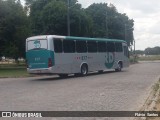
65,36,126,43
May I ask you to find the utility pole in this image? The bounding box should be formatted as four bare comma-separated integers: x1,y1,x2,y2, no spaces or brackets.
134,40,135,55
124,24,127,41
106,11,108,38
133,40,136,63
67,0,70,36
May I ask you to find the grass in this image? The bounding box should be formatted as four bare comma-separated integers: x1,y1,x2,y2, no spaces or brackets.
152,82,160,95
0,63,31,78
138,55,160,61
130,55,160,64
129,55,138,64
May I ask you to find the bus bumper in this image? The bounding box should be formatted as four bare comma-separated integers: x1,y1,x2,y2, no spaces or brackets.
27,67,53,74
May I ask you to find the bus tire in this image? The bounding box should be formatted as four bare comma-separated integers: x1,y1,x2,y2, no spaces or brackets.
80,64,88,76
58,74,68,78
115,62,122,72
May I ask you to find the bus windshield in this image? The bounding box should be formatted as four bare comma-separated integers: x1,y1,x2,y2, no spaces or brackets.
27,39,47,51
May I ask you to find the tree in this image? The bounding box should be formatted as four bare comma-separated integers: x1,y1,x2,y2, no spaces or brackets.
145,47,160,55
86,3,109,37
40,0,68,35
27,1,134,46
135,50,144,55
27,0,92,36
86,3,134,46
0,0,31,59
69,2,93,36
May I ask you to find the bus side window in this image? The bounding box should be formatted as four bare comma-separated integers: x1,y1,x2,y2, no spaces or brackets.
98,41,106,52
54,39,63,53
87,41,97,53
115,42,123,52
76,41,87,53
63,40,75,53
106,42,115,52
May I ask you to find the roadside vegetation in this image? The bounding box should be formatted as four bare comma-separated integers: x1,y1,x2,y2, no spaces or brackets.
146,78,160,120
129,55,138,64
0,62,30,78
138,55,160,61
135,78,160,120
135,47,160,61
130,54,160,64
130,47,160,63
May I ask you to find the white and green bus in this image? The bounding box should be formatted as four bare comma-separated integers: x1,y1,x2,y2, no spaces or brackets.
26,35,129,77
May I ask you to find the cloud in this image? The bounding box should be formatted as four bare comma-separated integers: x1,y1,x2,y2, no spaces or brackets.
106,0,160,14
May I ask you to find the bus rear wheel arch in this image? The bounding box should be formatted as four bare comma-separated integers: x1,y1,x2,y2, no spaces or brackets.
80,64,88,76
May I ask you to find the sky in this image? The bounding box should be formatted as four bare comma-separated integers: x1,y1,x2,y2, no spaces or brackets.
77,0,160,50
21,0,160,50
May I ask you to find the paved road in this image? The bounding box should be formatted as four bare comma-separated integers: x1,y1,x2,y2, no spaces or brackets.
0,61,160,120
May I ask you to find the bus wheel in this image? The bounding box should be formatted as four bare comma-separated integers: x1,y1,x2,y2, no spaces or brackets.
81,64,88,76
58,74,68,78
115,62,122,72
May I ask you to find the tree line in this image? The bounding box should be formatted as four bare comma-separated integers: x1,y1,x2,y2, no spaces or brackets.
0,0,134,60
135,47,160,55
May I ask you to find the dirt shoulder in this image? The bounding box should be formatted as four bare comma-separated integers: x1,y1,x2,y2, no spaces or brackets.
134,77,160,120
146,78,160,120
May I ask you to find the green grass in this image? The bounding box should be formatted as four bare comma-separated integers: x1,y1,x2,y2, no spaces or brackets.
138,55,160,61
129,56,138,64
152,80,160,96
0,63,31,78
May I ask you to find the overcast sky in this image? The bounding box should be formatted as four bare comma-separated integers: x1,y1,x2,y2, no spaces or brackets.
78,0,160,50
21,0,160,50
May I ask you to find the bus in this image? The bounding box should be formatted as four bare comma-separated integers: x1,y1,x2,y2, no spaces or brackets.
26,35,129,77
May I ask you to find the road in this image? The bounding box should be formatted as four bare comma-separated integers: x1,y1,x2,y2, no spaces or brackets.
0,61,160,120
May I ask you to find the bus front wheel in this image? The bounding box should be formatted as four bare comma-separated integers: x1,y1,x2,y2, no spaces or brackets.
115,62,122,72
81,64,88,76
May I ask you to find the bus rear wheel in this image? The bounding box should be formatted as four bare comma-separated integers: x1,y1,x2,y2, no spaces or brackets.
81,64,88,76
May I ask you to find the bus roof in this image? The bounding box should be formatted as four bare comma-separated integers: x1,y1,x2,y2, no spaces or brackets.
26,35,126,43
